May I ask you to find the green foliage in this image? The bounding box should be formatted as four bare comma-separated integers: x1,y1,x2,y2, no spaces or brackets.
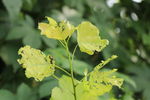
17,83,34,100
0,83,37,100
38,79,58,98
17,17,123,100
44,48,92,75
2,0,22,20
0,43,20,72
0,0,149,100
50,76,75,100
0,89,16,100
127,64,150,100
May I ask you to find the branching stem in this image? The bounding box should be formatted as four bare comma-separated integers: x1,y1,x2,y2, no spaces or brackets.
59,40,66,48
72,45,78,63
64,40,77,100
52,74,60,80
55,65,71,76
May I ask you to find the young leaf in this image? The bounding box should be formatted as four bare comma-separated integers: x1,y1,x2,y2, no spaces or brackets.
77,21,109,55
76,82,99,100
18,46,55,81
51,76,98,100
50,76,75,100
94,55,118,71
50,75,122,100
38,17,75,40
51,76,97,100
78,69,123,98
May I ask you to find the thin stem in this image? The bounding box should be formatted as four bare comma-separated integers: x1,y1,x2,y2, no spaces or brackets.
64,40,77,100
55,65,71,76
52,74,60,80
71,45,78,63
59,40,66,48
80,72,89,82
66,36,70,43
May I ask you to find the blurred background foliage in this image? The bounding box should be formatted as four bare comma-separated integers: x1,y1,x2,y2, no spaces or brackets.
0,0,150,100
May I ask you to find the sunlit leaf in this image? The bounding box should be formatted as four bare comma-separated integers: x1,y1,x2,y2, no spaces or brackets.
50,75,97,100
38,17,75,40
81,69,123,97
50,76,75,100
18,46,55,81
77,21,109,55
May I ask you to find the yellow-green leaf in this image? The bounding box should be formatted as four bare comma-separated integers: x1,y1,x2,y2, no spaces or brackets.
50,75,98,100
18,45,55,81
50,76,75,100
38,17,75,40
77,21,109,55
94,55,118,71
81,69,123,97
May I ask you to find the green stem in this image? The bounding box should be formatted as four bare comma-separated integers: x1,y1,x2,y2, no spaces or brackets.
52,74,60,80
72,45,78,63
59,40,66,48
55,65,71,76
64,40,77,100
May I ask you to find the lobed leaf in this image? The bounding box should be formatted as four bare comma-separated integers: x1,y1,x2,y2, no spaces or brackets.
38,17,75,40
80,69,123,97
50,76,75,100
50,75,98,100
18,45,55,81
